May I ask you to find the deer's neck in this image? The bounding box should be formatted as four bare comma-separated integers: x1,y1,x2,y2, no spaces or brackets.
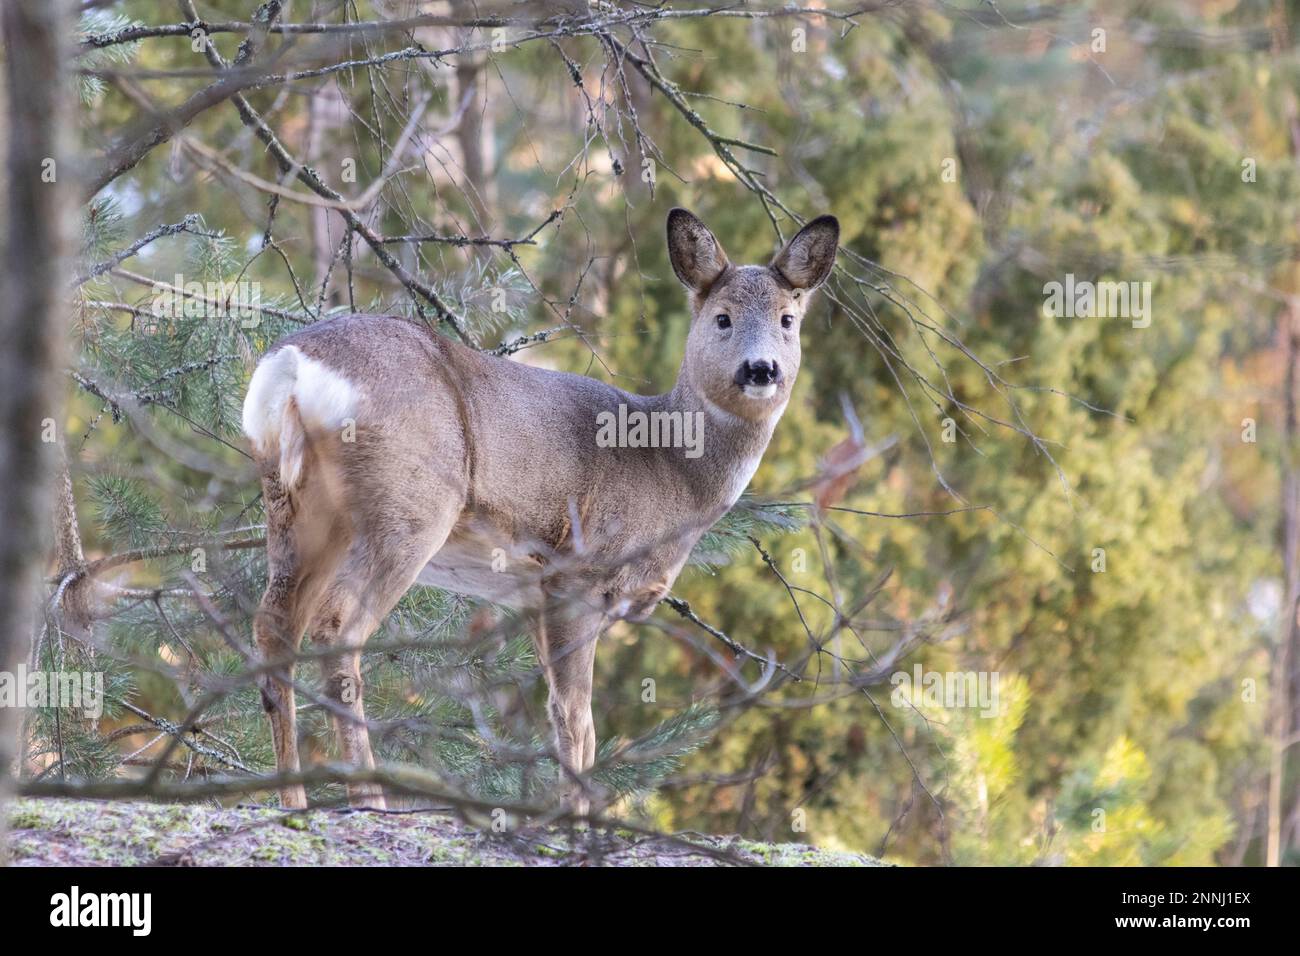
646,369,783,515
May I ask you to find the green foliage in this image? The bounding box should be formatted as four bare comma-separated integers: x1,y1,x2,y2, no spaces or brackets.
75,11,142,106
88,475,167,549
50,0,1286,864
689,495,805,570
593,703,720,801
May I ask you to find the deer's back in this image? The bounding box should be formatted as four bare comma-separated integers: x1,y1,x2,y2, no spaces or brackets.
258,313,711,610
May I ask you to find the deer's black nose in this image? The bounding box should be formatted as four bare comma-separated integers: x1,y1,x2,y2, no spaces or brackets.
735,359,779,388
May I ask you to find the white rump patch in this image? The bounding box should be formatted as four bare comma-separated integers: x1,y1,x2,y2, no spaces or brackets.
241,345,360,486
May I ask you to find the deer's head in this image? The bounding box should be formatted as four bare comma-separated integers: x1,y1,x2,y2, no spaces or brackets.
667,208,839,422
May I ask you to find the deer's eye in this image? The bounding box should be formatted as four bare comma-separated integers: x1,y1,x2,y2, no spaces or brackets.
781,314,794,329
715,314,731,330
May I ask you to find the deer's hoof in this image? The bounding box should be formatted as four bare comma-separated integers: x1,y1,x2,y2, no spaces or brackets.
559,784,599,821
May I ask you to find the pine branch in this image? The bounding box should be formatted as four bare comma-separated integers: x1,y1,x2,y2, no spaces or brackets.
71,214,214,287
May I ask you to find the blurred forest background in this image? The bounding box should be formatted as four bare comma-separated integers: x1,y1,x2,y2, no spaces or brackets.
7,0,1300,866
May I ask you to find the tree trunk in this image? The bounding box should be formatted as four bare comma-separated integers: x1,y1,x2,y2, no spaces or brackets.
0,0,78,860
454,43,494,235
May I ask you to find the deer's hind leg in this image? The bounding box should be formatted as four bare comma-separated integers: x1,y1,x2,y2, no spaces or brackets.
308,506,462,809
254,471,352,810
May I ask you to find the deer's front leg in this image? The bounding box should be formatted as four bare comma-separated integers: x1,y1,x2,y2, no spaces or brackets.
534,602,605,816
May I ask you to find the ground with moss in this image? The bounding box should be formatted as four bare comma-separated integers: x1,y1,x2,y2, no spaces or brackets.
5,798,886,867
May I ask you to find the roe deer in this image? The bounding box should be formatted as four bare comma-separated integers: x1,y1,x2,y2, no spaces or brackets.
240,208,839,812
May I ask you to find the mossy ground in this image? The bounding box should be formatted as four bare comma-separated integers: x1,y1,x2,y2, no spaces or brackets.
6,798,886,867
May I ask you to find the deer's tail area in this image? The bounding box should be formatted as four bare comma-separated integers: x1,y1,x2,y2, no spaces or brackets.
241,344,359,491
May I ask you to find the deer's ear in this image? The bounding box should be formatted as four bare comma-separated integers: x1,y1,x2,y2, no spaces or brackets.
667,208,730,294
771,215,839,290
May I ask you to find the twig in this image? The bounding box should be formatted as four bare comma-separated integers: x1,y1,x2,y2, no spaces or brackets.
663,595,800,682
